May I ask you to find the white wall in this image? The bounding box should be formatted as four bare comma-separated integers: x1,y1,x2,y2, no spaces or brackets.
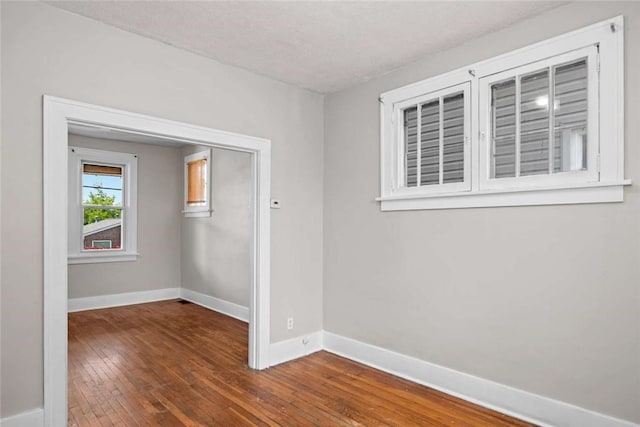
181,145,252,308
67,134,182,299
0,1,324,418
323,2,640,424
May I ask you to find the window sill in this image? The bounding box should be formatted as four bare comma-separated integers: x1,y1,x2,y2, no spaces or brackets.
377,180,631,211
183,209,213,218
68,252,139,265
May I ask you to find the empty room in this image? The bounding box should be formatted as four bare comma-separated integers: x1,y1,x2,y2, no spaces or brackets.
1,1,638,427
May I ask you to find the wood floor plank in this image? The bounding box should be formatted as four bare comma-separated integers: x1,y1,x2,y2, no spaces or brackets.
68,300,533,426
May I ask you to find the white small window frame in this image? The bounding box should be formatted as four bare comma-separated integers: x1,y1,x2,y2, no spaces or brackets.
183,149,212,218
378,16,629,211
68,146,138,263
393,82,471,196
478,46,599,191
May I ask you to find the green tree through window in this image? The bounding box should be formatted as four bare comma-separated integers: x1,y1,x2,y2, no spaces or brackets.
83,186,121,225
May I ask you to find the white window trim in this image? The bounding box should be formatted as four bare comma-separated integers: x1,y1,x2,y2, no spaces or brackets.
183,149,212,218
478,46,599,190
392,82,471,196
68,146,138,263
379,16,629,211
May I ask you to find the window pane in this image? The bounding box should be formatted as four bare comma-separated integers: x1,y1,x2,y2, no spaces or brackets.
554,58,588,173
520,69,550,176
83,209,122,250
491,79,516,178
187,159,208,205
443,92,464,183
420,99,440,186
404,106,418,187
82,163,123,207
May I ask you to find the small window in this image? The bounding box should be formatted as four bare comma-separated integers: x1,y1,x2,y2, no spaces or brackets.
398,84,470,193
183,149,212,217
68,147,138,263
479,47,599,190
379,16,627,211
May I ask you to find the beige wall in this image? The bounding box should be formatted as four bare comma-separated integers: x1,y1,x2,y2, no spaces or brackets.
324,2,640,424
0,1,324,417
181,145,252,307
67,135,182,299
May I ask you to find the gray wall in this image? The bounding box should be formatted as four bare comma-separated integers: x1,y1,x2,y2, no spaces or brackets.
67,135,182,299
0,1,324,418
181,145,252,307
324,2,640,424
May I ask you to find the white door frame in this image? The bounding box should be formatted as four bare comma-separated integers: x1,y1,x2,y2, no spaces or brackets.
43,96,271,427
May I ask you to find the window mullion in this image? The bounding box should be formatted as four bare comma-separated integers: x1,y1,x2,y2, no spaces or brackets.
439,96,444,184
81,205,124,210
416,103,422,187
490,92,496,179
548,66,555,174
515,76,522,178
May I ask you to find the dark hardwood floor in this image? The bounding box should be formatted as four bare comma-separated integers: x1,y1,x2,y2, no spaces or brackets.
68,300,532,426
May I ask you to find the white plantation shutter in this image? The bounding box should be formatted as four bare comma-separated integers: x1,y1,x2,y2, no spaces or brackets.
403,89,466,188
490,58,588,179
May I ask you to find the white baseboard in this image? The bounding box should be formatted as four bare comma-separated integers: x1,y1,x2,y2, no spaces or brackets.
269,330,323,367
68,287,180,312
323,331,638,427
0,408,44,427
179,288,249,323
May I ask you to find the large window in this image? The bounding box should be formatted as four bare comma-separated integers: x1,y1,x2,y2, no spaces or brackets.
379,16,627,211
68,147,138,263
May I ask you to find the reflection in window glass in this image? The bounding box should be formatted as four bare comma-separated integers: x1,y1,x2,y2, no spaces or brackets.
490,57,587,179
443,92,465,183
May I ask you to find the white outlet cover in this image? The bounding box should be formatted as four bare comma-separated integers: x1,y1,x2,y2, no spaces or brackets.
270,199,281,209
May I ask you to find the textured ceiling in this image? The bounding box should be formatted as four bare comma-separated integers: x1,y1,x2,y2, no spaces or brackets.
47,1,565,94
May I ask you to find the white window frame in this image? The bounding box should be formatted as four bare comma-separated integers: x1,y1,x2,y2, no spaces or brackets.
392,82,471,196
478,46,599,191
68,146,138,263
183,149,212,218
378,16,629,211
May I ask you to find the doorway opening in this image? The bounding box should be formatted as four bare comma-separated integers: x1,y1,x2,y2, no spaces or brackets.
43,96,271,426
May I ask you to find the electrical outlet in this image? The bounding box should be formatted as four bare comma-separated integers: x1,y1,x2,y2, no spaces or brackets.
287,317,294,330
